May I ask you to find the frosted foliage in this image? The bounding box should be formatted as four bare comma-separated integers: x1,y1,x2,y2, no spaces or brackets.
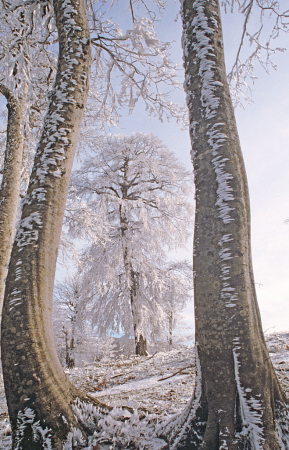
63,133,193,345
85,0,186,127
70,398,167,449
14,408,52,450
0,0,186,208
0,0,57,192
233,337,266,449
53,276,119,366
158,348,202,447
221,0,289,106
276,402,289,450
0,0,185,136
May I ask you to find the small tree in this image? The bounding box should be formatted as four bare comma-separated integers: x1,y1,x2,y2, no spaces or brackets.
66,132,193,356
53,277,84,369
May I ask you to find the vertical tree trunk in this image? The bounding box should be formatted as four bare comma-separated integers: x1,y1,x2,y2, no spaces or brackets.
64,330,75,369
120,205,148,356
130,269,148,356
161,0,289,448
0,84,27,308
1,1,107,448
168,311,173,351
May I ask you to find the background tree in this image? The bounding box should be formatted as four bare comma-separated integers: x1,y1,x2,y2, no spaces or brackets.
53,277,83,369
53,276,104,367
160,0,289,448
0,84,27,307
65,132,193,356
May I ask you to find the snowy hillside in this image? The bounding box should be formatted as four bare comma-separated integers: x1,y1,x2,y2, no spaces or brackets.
0,334,288,449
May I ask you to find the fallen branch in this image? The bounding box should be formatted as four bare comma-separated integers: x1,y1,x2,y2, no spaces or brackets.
158,365,194,382
110,369,136,380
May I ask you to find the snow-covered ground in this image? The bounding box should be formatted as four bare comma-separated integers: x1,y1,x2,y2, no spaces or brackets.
0,334,289,449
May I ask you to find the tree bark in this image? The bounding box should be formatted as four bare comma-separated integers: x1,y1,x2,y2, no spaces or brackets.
168,311,173,351
161,0,289,448
1,1,108,448
0,84,27,309
120,201,148,357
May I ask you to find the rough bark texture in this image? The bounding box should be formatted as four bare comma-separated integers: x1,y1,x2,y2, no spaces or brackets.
161,0,289,448
1,1,108,448
0,84,26,309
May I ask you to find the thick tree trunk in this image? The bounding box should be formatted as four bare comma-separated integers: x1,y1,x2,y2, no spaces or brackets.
0,84,27,308
1,1,108,448
160,0,289,448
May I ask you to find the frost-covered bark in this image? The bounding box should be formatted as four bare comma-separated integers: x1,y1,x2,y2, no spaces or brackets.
120,200,149,356
160,0,289,449
0,84,26,308
1,0,107,448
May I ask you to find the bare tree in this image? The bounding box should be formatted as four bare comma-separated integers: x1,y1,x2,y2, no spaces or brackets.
224,0,289,106
159,0,289,448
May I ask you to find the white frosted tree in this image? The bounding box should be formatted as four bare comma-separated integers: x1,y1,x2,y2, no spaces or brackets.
65,132,193,356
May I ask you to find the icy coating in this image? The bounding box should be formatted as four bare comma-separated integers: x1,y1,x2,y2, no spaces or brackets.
156,347,202,447
181,0,269,444
69,398,167,449
14,407,52,450
183,0,234,224
183,0,237,311
233,338,265,449
8,0,89,312
16,0,88,244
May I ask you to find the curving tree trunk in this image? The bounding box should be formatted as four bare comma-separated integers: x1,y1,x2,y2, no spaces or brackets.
0,84,27,308
161,0,289,448
1,0,108,448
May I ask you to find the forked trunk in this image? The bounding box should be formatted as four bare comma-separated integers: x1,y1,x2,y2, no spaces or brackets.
1,1,108,448
0,84,27,308
160,0,289,448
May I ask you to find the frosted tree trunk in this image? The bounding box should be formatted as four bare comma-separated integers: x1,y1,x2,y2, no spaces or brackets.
168,311,173,351
120,205,148,356
0,84,27,308
64,329,75,369
1,0,107,448
162,0,289,448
